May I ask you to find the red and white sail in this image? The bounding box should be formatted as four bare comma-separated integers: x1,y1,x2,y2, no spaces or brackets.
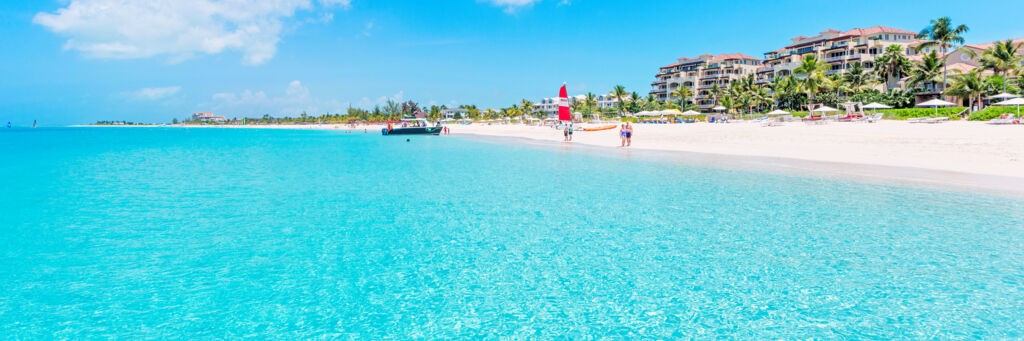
558,84,571,121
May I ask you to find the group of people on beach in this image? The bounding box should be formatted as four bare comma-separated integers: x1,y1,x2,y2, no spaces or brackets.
562,121,633,147
619,123,633,147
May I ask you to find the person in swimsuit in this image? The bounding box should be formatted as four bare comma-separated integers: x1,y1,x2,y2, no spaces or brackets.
567,123,573,142
619,124,627,147
563,125,569,142
625,122,633,147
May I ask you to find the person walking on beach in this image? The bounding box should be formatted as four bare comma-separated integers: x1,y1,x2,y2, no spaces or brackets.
563,125,570,142
624,122,633,147
567,123,574,142
619,124,627,147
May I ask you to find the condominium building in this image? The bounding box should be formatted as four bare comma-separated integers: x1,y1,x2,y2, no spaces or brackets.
441,107,468,119
650,53,760,109
905,37,1024,101
191,112,227,123
758,26,917,88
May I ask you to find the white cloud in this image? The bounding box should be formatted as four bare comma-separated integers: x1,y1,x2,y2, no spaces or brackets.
33,0,350,65
480,0,542,12
126,86,181,100
209,80,347,115
359,20,375,37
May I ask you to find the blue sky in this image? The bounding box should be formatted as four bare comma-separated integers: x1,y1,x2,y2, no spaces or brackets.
2,0,1024,124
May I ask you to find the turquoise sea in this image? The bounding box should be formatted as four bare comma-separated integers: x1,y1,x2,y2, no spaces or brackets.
2,127,1024,338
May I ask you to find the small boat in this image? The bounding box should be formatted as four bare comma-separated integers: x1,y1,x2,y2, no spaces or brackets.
382,119,443,136
580,125,617,132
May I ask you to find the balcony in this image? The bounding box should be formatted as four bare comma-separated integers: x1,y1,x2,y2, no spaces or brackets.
650,89,667,94
825,55,847,63
652,80,666,85
757,67,774,73
700,74,721,80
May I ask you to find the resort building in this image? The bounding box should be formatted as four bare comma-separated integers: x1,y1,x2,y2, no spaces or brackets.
441,107,469,119
906,37,1024,102
650,53,760,109
533,94,626,118
191,112,227,123
758,26,918,89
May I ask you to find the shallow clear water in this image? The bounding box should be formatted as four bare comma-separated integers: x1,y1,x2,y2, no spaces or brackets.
2,127,1024,338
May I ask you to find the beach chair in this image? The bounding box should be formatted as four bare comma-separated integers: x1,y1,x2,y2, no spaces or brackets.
988,114,1015,125
865,113,883,123
906,117,928,123
924,117,950,124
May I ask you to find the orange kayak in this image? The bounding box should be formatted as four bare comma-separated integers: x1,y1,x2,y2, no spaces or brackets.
580,125,617,132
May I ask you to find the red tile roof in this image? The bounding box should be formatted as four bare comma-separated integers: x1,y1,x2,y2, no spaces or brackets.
965,38,1024,51
710,53,759,62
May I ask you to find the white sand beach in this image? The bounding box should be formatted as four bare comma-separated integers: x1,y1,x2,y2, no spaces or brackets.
452,121,1024,180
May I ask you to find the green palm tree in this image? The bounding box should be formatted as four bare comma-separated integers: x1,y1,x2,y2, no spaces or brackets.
946,69,988,112
710,83,723,106
916,17,970,93
520,99,534,121
610,85,628,116
844,62,876,91
584,92,598,120
671,84,693,110
980,40,1023,94
906,51,944,91
873,45,910,90
753,87,771,112
793,54,833,112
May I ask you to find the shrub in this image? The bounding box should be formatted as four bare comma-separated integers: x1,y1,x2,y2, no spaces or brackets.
967,106,1021,121
876,107,966,120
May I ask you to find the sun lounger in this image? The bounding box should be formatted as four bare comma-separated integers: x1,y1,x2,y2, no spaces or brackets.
907,117,928,123
924,117,950,124
988,114,1015,125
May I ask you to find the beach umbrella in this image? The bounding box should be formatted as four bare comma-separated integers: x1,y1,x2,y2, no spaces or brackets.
766,109,790,115
680,110,702,116
811,105,839,113
993,97,1024,120
916,99,955,117
711,106,726,111
989,93,1020,100
863,102,892,110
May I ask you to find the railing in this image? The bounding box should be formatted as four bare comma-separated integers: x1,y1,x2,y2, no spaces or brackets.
757,67,774,73
700,74,720,80
824,55,846,62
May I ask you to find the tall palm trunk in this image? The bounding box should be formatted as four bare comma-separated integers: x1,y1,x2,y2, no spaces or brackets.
940,42,948,97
